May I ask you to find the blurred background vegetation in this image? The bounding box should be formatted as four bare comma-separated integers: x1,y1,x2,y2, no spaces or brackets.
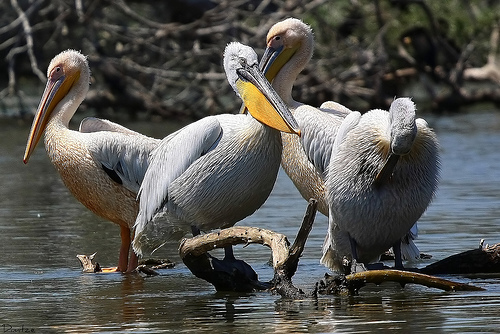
1,0,500,121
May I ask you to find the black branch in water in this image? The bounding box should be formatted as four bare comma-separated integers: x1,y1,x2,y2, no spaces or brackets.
179,199,318,295
178,198,487,297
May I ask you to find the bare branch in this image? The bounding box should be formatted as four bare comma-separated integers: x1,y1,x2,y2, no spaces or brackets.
10,0,45,82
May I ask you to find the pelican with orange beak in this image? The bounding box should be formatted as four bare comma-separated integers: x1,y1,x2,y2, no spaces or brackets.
132,42,300,273
260,18,432,271
23,49,159,273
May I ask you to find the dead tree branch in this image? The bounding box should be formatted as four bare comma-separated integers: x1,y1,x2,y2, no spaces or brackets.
317,269,484,296
179,199,317,295
420,240,500,275
9,0,45,82
3,1,500,117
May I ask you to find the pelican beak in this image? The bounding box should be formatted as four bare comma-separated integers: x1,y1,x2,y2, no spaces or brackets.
235,63,300,136
23,69,80,164
239,44,294,116
373,153,400,188
239,41,297,116
260,44,298,82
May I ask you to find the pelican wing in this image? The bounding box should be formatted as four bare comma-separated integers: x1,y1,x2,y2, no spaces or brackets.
88,132,160,194
298,107,346,176
319,101,352,117
136,116,222,228
80,117,144,136
330,111,361,158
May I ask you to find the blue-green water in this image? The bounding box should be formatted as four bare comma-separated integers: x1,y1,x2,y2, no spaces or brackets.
1,110,499,333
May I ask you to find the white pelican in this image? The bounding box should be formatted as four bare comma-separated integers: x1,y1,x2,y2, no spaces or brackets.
260,18,423,268
132,42,300,268
23,49,159,273
260,17,349,216
322,98,440,272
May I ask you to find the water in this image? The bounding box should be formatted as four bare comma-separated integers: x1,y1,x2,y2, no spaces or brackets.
1,110,500,333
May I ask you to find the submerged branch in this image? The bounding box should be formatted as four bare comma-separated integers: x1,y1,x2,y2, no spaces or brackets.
347,270,484,292
179,199,318,295
420,240,500,275
317,269,484,296
180,226,290,269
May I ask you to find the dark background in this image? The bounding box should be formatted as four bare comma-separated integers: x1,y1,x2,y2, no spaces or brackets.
2,0,500,121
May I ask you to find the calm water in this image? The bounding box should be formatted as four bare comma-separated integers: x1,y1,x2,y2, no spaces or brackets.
1,110,500,333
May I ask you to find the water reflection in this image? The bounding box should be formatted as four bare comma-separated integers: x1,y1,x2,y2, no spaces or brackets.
1,111,500,332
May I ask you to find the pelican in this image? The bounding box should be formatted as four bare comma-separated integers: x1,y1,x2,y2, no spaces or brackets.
322,98,440,272
132,42,300,270
23,49,159,273
259,18,349,216
260,18,423,268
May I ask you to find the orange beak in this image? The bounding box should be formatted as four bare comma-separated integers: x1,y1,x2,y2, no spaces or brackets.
23,69,79,164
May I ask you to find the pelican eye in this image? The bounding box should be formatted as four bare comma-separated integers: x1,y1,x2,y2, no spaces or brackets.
50,66,64,80
238,57,247,67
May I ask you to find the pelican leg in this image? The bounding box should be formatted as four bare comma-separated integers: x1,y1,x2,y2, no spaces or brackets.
117,225,132,272
348,234,367,273
392,241,404,269
191,225,201,236
98,225,131,273
127,229,139,272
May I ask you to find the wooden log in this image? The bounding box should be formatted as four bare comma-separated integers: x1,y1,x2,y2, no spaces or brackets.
179,226,290,269
179,226,291,292
178,199,489,296
178,199,318,294
76,253,101,273
420,241,500,275
271,199,317,298
317,269,485,296
347,270,484,292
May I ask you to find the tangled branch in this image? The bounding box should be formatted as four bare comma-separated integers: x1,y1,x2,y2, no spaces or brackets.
2,0,500,118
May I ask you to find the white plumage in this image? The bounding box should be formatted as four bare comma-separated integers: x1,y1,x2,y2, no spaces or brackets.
23,49,160,272
321,98,440,271
132,42,300,256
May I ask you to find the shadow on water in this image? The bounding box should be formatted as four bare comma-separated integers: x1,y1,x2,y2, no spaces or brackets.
1,111,500,332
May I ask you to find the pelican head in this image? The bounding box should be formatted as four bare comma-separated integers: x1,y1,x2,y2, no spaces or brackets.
23,49,90,164
224,42,300,135
374,98,417,187
260,18,314,82
389,97,417,155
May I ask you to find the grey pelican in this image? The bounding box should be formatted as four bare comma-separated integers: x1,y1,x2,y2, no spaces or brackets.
23,49,159,273
260,18,424,269
322,98,440,272
132,42,300,266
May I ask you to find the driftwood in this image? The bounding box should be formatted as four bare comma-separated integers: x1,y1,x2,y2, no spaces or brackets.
76,252,175,274
76,253,102,273
179,199,317,295
178,197,491,296
317,269,484,296
420,240,500,275
77,200,492,295
179,226,287,292
270,198,317,298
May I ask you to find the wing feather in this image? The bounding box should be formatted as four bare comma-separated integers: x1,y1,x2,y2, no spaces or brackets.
298,106,345,175
80,117,143,136
87,131,160,194
134,116,222,232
